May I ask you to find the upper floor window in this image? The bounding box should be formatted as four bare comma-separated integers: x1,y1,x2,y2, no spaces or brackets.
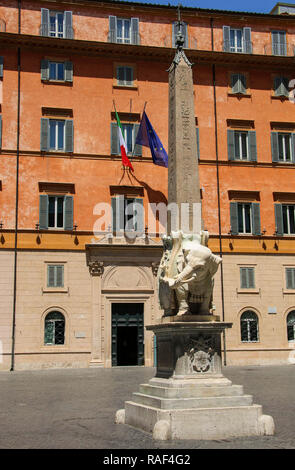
44,311,65,345
47,264,64,288
40,8,73,39
240,311,259,342
227,129,257,162
271,132,295,163
231,73,247,95
240,267,255,289
111,195,144,234
286,268,295,289
116,66,134,86
275,203,295,235
223,26,252,54
230,202,261,235
287,311,295,341
272,31,287,56
39,194,73,230
274,76,289,98
110,121,141,156
41,118,73,153
108,16,140,45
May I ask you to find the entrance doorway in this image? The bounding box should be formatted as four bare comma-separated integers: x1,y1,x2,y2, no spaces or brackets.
111,303,144,366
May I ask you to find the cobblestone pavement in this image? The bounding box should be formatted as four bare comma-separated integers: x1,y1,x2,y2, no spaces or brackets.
0,364,294,449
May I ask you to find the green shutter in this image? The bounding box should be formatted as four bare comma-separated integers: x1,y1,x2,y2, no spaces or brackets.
275,204,283,235
133,124,142,156
240,268,247,288
112,196,124,233
251,202,261,235
172,22,177,48
271,132,279,162
223,26,231,52
131,18,139,45
243,27,252,53
274,77,289,96
230,202,239,235
64,11,73,39
286,268,295,289
40,118,49,151
0,115,2,149
41,8,49,36
134,198,144,233
248,268,255,288
196,127,200,160
0,56,3,78
47,265,55,287
231,74,240,94
291,134,295,163
39,194,48,230
109,16,117,43
110,123,119,155
248,131,257,162
64,61,73,82
56,265,64,287
126,67,133,86
274,77,281,96
64,196,73,231
227,130,236,160
65,120,74,152
117,66,125,85
40,59,49,81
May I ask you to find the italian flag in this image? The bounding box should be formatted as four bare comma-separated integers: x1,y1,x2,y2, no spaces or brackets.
115,111,134,172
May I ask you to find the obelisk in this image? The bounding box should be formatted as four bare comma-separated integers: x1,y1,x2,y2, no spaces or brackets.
115,17,274,441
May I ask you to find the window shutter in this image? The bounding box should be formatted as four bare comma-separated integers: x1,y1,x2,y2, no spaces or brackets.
110,123,119,155
282,77,289,96
291,134,295,163
39,194,49,230
109,16,117,43
275,77,289,96
272,31,279,55
133,123,142,156
196,127,200,160
41,8,50,36
230,202,239,235
0,56,3,78
131,18,139,45
243,27,252,53
231,74,240,94
227,129,236,160
251,202,261,235
40,118,49,151
64,61,73,82
126,67,133,86
240,74,247,94
248,268,255,288
0,115,2,150
117,66,125,85
64,195,73,231
56,265,64,287
275,203,283,235
274,77,282,96
223,26,231,52
47,265,55,287
240,267,248,288
286,268,294,289
64,11,73,39
271,132,279,162
134,198,144,233
248,131,257,162
65,120,74,152
40,59,49,81
111,196,124,233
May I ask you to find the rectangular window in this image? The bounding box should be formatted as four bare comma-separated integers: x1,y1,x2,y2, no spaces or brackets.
238,203,252,234
286,268,295,289
49,120,65,151
47,265,64,288
230,29,243,53
274,76,289,97
231,73,247,94
282,204,295,234
116,18,131,44
49,62,65,81
272,31,287,56
111,195,144,233
48,196,65,228
50,11,65,38
228,129,257,162
110,122,141,156
234,131,249,160
278,133,292,162
116,66,133,86
240,267,255,288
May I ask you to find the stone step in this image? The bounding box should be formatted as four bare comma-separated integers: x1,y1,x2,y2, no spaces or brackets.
139,383,244,399
132,392,253,410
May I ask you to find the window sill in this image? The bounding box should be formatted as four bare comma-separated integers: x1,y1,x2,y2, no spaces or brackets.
237,289,260,294
228,93,251,98
240,341,260,344
41,80,73,86
283,289,295,294
271,95,289,101
113,85,138,90
42,287,68,293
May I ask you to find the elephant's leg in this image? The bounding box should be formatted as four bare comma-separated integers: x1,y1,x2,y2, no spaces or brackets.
175,285,189,315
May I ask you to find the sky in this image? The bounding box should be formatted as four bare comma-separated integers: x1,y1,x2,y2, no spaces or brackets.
117,0,282,14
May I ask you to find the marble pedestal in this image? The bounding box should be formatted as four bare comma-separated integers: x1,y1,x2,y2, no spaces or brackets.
116,316,275,440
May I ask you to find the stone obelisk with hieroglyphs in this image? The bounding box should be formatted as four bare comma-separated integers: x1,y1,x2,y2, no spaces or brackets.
115,16,275,441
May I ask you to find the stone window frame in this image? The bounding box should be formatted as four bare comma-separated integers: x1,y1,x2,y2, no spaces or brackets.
239,308,260,344
113,62,137,89
43,261,68,293
282,264,295,294
236,263,260,294
40,306,70,350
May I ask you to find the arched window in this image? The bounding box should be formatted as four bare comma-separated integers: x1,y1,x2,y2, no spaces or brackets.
287,311,295,341
240,310,259,342
44,311,65,345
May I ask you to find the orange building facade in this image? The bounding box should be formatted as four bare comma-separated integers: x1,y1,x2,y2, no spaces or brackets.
1,0,295,370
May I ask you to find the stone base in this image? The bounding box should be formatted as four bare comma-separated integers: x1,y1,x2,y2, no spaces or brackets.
121,376,274,440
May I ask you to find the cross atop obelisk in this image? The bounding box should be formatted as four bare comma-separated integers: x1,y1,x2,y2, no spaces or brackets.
167,5,202,234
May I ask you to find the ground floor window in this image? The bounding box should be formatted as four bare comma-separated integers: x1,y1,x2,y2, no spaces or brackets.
240,310,259,342
44,311,65,345
287,311,295,341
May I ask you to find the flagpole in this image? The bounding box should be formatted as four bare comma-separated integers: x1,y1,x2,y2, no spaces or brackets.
131,101,147,159
113,100,124,171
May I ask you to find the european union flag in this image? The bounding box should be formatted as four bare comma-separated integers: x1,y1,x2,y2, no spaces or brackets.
135,112,168,168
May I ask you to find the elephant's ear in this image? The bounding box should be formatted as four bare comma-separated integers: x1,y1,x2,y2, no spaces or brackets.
208,254,222,276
